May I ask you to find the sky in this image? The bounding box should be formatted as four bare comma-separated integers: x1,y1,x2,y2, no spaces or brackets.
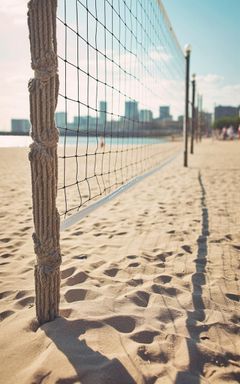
163,0,240,113
0,0,239,131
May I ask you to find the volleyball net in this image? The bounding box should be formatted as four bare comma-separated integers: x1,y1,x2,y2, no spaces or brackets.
56,0,185,226
27,0,185,324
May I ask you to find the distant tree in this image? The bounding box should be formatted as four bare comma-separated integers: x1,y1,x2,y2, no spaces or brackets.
213,116,240,131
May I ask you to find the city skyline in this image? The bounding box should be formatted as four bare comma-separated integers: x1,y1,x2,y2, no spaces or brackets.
10,100,180,134
7,100,240,136
8,100,183,136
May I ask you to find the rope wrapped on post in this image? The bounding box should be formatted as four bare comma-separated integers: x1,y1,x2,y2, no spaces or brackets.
28,0,61,324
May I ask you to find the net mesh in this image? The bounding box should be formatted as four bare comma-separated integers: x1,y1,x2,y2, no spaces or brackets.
56,0,185,220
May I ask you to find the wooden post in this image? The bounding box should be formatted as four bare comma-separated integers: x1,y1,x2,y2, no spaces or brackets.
28,0,61,324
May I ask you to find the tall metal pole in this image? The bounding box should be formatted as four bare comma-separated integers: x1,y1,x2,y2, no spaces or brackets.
196,94,200,142
184,44,191,167
190,74,196,154
198,95,203,142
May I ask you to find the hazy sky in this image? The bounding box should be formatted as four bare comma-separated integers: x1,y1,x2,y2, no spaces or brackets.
0,0,239,131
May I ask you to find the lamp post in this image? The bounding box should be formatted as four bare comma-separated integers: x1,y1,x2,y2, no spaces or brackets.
199,94,203,141
190,74,196,154
184,44,191,167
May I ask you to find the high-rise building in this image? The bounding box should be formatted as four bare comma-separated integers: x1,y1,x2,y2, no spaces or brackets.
159,106,172,120
99,101,107,125
125,101,139,120
11,119,30,134
214,105,239,121
139,109,153,122
55,112,67,128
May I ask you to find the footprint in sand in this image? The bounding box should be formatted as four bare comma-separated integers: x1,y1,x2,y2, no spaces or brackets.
0,238,11,243
115,231,127,236
104,315,136,333
210,238,225,244
232,244,240,251
66,271,89,285
230,314,240,324
15,290,31,300
90,260,105,269
131,330,159,344
0,262,10,266
153,275,172,284
0,310,15,321
22,226,31,231
64,288,99,303
15,296,34,309
127,255,137,260
128,262,140,268
1,253,11,259
176,252,184,257
155,251,173,261
157,307,183,323
226,293,240,302
61,267,76,279
155,262,165,268
128,290,150,308
181,245,192,254
93,233,103,237
20,267,33,274
156,254,166,262
127,279,143,287
0,291,13,300
152,284,181,297
73,255,88,260
137,345,169,363
104,268,119,277
73,230,83,236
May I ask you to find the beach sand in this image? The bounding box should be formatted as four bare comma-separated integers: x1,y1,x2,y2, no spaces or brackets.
0,140,239,384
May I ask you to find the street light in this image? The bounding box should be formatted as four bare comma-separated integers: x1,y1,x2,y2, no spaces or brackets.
184,44,191,167
190,73,196,154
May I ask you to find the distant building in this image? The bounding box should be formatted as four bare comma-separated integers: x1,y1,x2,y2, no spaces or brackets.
159,106,172,120
201,112,212,136
139,109,153,122
72,115,97,129
125,101,139,121
55,112,67,128
214,105,239,121
155,119,182,135
178,115,184,130
99,101,107,125
73,115,87,128
11,119,30,134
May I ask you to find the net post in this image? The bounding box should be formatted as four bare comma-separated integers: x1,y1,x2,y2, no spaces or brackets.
183,45,191,167
28,0,61,325
190,74,196,154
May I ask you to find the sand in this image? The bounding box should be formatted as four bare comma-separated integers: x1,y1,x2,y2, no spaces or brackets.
0,140,239,384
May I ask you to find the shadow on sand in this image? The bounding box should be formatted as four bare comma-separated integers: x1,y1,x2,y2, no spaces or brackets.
175,171,209,384
42,317,136,384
